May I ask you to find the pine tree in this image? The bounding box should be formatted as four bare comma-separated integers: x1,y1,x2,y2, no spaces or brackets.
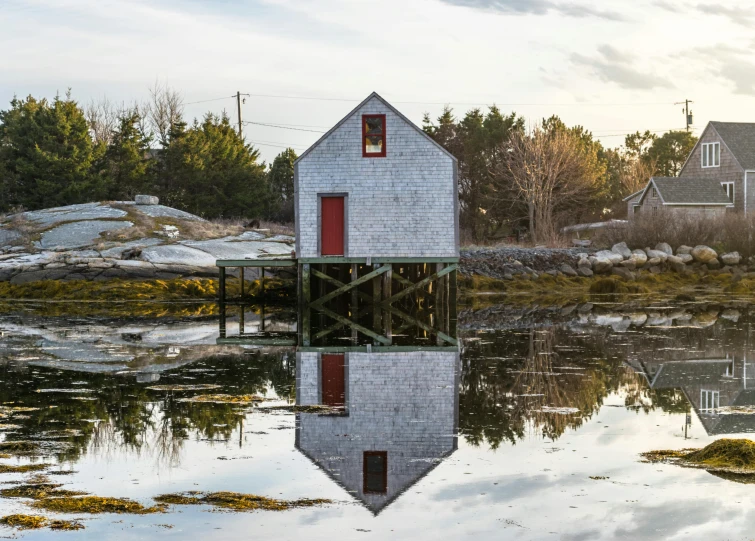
0,92,97,211
102,110,154,200
267,148,297,222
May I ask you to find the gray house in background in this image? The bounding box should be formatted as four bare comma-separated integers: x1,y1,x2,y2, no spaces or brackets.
629,121,755,219
629,176,732,219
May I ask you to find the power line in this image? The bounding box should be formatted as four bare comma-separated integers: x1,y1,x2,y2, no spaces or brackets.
243,121,325,133
241,92,678,107
248,140,307,150
183,95,235,105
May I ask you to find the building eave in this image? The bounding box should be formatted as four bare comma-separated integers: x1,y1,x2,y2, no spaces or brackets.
294,91,458,165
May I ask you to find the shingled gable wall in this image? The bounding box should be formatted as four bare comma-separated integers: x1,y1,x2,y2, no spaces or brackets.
680,124,744,212
294,94,458,258
295,350,458,513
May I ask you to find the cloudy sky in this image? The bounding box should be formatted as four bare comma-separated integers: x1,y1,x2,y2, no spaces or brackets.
3,0,755,161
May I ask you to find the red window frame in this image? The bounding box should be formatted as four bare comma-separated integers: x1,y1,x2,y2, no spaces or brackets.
362,114,386,158
363,451,387,493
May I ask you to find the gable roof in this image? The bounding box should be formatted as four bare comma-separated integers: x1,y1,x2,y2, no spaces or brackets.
622,189,644,202
294,91,457,164
639,176,732,206
709,122,755,170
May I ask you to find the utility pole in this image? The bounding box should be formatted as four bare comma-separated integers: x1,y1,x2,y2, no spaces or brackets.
235,91,249,138
675,99,693,132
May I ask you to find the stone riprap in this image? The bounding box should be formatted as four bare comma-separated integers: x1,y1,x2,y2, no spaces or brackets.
460,243,755,281
0,201,294,283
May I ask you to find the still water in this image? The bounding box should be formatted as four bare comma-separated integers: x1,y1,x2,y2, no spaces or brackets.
0,299,755,539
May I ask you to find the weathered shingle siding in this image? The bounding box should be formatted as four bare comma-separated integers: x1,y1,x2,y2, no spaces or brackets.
626,192,642,220
295,96,457,258
680,125,743,211
296,351,458,512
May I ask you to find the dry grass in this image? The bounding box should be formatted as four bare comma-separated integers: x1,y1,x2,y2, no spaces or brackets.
153,491,330,512
0,514,48,530
593,211,755,257
32,495,166,514
0,483,87,499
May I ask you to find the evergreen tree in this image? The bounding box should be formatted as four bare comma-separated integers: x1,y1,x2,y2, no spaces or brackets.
102,110,154,200
160,113,268,219
267,148,297,222
0,92,98,211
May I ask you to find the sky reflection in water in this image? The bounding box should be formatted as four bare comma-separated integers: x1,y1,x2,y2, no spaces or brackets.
0,302,754,539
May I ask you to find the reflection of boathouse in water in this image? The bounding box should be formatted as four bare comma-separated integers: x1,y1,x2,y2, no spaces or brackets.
634,356,755,434
295,349,459,514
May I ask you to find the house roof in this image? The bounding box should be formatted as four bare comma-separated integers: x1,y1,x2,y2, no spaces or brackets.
640,176,732,206
622,189,644,202
709,122,755,170
294,91,457,164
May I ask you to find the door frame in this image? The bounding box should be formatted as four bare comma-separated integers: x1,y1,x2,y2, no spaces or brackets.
317,352,349,410
317,192,348,257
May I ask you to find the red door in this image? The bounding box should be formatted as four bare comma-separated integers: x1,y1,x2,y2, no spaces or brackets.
321,196,345,256
321,354,345,406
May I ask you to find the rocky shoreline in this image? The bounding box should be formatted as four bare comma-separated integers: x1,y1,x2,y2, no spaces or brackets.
460,243,753,281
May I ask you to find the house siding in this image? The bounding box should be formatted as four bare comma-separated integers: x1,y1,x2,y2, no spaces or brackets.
295,95,458,258
680,125,742,211
295,350,458,512
626,193,642,220
635,187,727,219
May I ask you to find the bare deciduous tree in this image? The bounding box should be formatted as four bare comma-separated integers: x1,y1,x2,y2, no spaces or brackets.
620,155,656,196
502,127,599,244
85,97,120,145
146,81,184,146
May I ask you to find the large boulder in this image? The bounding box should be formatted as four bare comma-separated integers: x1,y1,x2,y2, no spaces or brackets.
594,250,624,265
691,245,718,263
720,251,741,265
611,242,632,259
655,242,673,256
559,264,578,277
611,267,635,280
577,267,593,277
677,245,693,255
590,253,614,274
577,256,592,269
629,249,648,266
645,249,668,263
667,255,686,272
677,253,693,264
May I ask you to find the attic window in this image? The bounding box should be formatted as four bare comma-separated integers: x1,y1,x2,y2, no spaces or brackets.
702,142,720,168
363,451,387,493
362,115,386,157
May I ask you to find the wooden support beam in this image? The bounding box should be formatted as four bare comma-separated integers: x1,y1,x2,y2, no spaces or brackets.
310,264,390,307
313,303,374,341
311,305,392,345
381,264,457,306
219,266,226,338
384,303,458,346
311,268,373,303
392,272,431,298
449,268,457,338
373,264,383,334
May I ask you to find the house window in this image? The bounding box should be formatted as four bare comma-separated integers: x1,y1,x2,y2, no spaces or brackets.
651,187,657,198
701,390,720,412
722,182,734,202
702,142,720,168
633,205,639,214
362,115,386,157
363,451,387,493
652,206,658,216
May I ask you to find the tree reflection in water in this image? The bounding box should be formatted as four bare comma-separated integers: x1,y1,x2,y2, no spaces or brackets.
0,350,295,467
459,327,647,448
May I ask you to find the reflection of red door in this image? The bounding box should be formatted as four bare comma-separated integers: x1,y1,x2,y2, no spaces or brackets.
321,197,344,256
321,354,345,406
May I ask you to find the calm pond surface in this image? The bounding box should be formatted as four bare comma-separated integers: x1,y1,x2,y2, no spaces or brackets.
1,299,755,539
